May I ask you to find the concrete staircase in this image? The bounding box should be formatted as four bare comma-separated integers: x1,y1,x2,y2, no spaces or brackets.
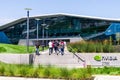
33,49,85,68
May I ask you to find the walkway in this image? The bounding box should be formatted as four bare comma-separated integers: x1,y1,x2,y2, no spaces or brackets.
1,75,120,80
33,47,84,68
94,75,120,80
0,76,62,80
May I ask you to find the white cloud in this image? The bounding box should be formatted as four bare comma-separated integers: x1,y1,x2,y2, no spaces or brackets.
0,18,15,26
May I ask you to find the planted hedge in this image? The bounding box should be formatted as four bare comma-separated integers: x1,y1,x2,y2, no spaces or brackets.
1,62,120,79
0,62,92,79
68,39,115,53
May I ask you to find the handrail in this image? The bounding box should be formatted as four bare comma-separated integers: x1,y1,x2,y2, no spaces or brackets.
73,52,85,62
68,46,85,62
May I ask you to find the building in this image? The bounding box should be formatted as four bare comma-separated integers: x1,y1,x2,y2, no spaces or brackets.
0,13,120,45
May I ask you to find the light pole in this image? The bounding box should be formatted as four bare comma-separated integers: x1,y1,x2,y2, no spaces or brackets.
45,25,49,45
41,23,47,51
25,8,32,53
41,23,47,39
35,18,41,41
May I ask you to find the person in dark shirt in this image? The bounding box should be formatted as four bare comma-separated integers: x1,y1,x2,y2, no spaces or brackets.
54,40,59,54
35,41,40,55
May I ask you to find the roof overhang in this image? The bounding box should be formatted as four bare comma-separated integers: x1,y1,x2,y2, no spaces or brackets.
1,13,120,30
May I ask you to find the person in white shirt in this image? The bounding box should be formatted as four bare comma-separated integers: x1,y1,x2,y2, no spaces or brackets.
48,40,53,55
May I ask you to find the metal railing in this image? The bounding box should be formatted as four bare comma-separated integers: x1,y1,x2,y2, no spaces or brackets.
67,46,86,67
72,52,85,62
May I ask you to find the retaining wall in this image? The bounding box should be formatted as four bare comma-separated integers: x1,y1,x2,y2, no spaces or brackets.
0,54,33,64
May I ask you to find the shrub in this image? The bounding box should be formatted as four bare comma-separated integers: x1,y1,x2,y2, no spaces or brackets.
0,62,94,79
0,47,6,53
96,43,103,52
60,68,69,79
4,64,16,76
68,40,115,53
43,68,50,78
0,65,5,75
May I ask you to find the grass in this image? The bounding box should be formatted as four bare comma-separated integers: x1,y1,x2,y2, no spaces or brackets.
1,62,120,79
67,40,116,53
0,43,48,53
0,62,92,79
92,66,120,75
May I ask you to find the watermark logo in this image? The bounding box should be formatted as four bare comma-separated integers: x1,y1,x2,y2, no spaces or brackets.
94,55,102,61
94,55,117,61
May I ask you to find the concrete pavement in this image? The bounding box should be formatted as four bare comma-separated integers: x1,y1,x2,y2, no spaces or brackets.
1,75,120,80
34,49,84,68
0,76,62,80
94,75,120,80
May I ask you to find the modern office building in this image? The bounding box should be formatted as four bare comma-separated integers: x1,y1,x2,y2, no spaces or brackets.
0,13,120,45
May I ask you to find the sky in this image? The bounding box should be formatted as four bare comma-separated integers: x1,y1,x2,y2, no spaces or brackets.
0,0,120,26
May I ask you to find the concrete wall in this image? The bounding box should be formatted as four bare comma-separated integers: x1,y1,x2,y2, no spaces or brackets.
1,53,120,67
0,54,33,64
18,37,84,46
18,39,34,46
70,37,83,42
77,53,120,67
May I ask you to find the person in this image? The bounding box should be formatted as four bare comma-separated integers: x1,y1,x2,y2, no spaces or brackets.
63,40,67,51
41,42,45,51
35,41,40,55
59,40,65,55
64,40,66,46
48,40,53,55
53,40,59,54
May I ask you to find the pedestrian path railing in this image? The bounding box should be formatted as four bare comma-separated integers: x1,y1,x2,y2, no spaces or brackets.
68,46,86,67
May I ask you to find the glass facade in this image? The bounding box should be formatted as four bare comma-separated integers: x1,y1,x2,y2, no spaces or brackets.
0,15,119,44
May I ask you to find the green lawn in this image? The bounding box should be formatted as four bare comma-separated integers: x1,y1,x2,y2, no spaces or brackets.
0,43,47,54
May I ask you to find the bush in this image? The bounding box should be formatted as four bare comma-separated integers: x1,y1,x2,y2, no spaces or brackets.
60,68,69,79
0,65,5,75
0,47,6,53
0,62,94,79
68,40,115,53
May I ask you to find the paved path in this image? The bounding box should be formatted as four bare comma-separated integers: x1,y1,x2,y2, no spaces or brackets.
0,76,62,80
1,75,120,80
33,48,84,68
94,75,120,80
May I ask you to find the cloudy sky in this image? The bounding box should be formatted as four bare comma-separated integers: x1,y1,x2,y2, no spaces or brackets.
0,0,120,26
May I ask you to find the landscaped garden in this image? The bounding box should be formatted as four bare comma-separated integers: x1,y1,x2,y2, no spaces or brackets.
0,39,120,79
0,62,93,79
67,38,120,53
0,62,120,79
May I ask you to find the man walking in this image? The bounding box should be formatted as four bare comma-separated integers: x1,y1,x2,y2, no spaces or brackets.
54,40,59,54
48,40,53,55
35,41,40,55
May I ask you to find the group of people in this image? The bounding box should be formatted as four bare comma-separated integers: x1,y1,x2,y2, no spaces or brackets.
34,40,66,55
48,40,66,55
